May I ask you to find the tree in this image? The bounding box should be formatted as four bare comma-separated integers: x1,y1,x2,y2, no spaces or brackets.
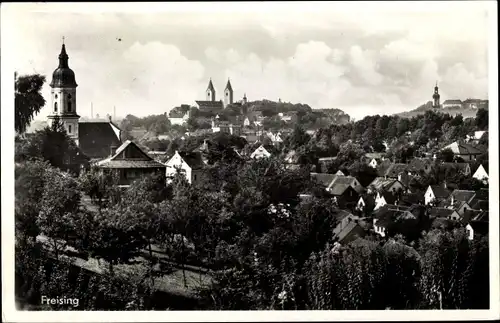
435,148,455,163
15,73,46,134
475,108,488,130
284,125,310,151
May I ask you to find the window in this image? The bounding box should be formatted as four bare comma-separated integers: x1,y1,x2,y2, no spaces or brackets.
68,101,72,112
68,125,72,133
55,94,58,99
54,102,58,112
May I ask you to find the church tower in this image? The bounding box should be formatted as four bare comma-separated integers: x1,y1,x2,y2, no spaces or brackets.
432,82,441,108
47,40,80,145
224,78,234,107
206,79,216,102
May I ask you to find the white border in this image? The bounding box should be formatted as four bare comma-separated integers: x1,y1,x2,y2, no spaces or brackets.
2,1,499,322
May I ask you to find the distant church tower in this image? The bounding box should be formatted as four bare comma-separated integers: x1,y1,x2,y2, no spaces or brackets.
432,82,441,108
224,78,234,107
206,79,216,101
47,40,80,145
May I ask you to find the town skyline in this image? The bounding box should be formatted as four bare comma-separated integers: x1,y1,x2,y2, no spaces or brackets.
7,2,491,121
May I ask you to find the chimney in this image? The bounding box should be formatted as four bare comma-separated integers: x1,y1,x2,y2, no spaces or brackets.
110,145,117,156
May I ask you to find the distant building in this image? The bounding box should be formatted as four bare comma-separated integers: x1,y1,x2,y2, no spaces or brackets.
168,106,190,126
442,99,463,109
425,185,452,205
432,82,441,108
223,79,234,107
250,145,271,159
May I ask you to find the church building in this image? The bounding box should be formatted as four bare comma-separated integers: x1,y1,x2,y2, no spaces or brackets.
47,42,122,161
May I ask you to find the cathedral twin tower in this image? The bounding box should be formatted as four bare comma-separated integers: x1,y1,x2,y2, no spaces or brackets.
205,78,245,107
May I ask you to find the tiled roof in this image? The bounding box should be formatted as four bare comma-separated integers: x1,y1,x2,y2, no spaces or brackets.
328,184,351,196
369,177,397,191
429,207,457,219
407,158,433,173
380,191,399,205
443,142,483,155
178,151,205,170
384,163,409,178
78,121,122,159
196,100,224,109
334,221,363,243
450,189,476,204
310,173,336,187
398,192,425,206
97,141,165,169
430,185,451,199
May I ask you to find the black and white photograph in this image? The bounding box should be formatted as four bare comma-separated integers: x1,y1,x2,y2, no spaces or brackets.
1,1,499,321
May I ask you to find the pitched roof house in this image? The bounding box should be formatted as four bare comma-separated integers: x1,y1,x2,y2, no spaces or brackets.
326,175,364,194
96,140,166,186
78,120,122,160
425,185,452,205
165,151,206,185
368,177,405,194
472,164,489,182
250,145,271,159
442,141,483,161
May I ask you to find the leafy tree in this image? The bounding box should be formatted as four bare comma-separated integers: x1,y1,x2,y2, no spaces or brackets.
15,73,46,134
435,148,455,163
475,108,488,130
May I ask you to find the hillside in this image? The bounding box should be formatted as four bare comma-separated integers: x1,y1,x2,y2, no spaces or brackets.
397,101,485,119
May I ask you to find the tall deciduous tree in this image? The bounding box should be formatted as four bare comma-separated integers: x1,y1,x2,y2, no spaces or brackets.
15,73,46,134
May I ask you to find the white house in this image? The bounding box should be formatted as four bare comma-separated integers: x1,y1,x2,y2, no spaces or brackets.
472,164,488,183
442,99,463,109
250,145,271,159
168,109,190,126
164,151,205,185
425,185,451,205
465,223,474,240
442,141,483,161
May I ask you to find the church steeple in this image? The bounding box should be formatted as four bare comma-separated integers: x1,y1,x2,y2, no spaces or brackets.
224,78,234,107
206,78,216,101
58,43,69,68
432,81,440,108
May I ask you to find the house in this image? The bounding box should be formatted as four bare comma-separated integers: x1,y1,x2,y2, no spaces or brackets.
425,185,451,205
95,140,166,187
165,151,206,185
326,175,364,194
462,98,483,109
364,152,385,168
78,120,122,160
428,208,461,221
310,173,337,189
377,162,408,179
407,158,434,176
463,210,489,240
267,132,284,145
442,99,463,109
372,205,417,238
332,213,365,244
398,191,425,206
317,157,338,173
335,170,345,176
250,145,271,159
440,162,472,176
196,100,224,114
442,142,483,161
368,177,405,194
356,195,376,214
472,164,489,183
467,130,488,143
168,106,190,126
374,191,399,210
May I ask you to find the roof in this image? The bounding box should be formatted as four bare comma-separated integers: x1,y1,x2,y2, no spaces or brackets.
310,173,336,187
407,158,433,173
328,184,352,196
384,163,409,178
206,79,215,92
429,185,451,199
443,142,483,155
365,152,385,160
398,192,425,206
178,151,205,170
169,110,187,118
429,207,457,219
474,188,489,201
369,177,398,192
196,100,224,109
450,189,476,204
326,175,361,190
442,99,463,105
224,79,233,92
379,191,399,205
470,199,488,211
78,121,122,159
334,221,363,243
50,44,78,88
96,140,165,169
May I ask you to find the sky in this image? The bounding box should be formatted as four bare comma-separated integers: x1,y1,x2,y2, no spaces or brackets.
5,2,492,121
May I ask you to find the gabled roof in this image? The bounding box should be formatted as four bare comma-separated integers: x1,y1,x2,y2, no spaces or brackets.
384,163,409,178
96,140,165,169
398,192,425,206
470,199,488,211
334,221,363,243
369,177,399,192
407,158,433,173
196,100,224,109
78,121,122,159
328,184,352,196
310,173,336,187
443,142,483,155
429,185,452,199
450,189,476,204
379,191,399,205
178,151,205,170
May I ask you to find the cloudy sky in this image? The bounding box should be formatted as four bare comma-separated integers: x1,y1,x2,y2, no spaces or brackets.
5,2,493,121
